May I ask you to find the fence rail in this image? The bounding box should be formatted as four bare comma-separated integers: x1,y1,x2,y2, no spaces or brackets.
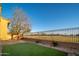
25,27,79,43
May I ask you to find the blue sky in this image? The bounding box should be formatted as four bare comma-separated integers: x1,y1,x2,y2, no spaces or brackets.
2,3,79,32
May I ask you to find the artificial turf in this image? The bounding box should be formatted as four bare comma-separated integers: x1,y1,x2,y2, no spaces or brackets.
2,43,67,56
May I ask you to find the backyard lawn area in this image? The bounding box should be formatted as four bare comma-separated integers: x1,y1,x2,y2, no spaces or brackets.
2,43,67,56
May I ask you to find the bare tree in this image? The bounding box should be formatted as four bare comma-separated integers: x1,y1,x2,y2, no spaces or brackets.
9,8,31,40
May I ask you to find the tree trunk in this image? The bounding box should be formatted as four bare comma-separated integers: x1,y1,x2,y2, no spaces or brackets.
11,34,13,40
17,33,20,40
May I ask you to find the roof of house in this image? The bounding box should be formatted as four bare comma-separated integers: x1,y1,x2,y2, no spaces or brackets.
0,16,10,23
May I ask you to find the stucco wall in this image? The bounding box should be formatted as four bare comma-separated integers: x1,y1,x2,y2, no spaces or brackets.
0,17,11,40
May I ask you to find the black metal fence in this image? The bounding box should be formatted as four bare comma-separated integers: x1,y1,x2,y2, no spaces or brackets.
25,27,79,43
37,27,79,36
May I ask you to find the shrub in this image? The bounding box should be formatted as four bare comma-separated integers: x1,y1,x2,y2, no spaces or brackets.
52,41,58,47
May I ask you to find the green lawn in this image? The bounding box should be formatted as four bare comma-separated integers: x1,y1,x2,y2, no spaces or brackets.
2,43,67,56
